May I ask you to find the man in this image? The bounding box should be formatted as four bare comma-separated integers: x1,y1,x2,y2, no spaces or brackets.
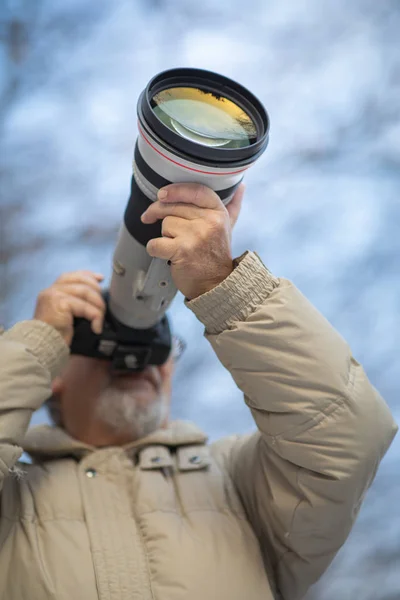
0,183,396,600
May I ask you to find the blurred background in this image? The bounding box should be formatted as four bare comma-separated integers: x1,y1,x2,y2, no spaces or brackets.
0,0,399,597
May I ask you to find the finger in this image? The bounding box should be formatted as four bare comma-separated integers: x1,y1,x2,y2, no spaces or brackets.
55,271,104,291
53,283,106,312
161,216,187,238
226,183,245,229
62,295,105,334
141,200,204,225
56,270,104,282
157,183,223,211
146,236,178,261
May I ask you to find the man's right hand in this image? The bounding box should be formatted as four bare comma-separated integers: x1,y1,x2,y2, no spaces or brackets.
33,271,106,346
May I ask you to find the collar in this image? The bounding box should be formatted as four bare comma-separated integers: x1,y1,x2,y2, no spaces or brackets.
23,420,208,461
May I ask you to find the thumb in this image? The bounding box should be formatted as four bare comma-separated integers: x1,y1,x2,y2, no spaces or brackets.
226,183,245,230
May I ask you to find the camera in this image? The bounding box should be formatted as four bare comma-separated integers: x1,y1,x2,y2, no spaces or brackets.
71,68,270,371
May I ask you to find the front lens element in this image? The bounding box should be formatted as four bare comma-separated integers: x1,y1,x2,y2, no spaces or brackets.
151,87,257,149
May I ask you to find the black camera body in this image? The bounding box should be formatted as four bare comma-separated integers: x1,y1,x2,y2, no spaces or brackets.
70,292,171,372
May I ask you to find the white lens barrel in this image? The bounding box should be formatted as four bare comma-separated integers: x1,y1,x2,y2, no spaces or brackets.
109,68,269,330
137,124,248,204
109,224,176,329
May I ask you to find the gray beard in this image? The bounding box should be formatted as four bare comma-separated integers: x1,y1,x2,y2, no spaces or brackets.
94,387,168,441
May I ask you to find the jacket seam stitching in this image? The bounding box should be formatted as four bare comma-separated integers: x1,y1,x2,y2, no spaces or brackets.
138,507,246,517
130,503,155,600
207,444,248,520
273,467,304,590
138,523,156,600
32,513,57,595
0,515,85,522
270,396,344,445
0,457,10,477
276,394,357,576
267,360,358,445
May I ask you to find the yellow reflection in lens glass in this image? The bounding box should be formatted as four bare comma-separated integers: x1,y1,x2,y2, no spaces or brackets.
151,87,257,148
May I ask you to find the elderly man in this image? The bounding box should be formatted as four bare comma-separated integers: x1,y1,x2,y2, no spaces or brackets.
0,183,397,600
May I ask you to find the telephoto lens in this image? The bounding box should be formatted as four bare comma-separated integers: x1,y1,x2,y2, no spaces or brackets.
110,67,270,330
71,68,269,371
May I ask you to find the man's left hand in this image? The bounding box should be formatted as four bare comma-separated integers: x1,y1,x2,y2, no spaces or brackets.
140,183,244,300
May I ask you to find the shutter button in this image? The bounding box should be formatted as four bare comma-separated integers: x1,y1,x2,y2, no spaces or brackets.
189,455,202,465
85,468,97,478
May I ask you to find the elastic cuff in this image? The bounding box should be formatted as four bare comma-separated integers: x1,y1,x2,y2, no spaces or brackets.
3,320,70,379
185,251,279,334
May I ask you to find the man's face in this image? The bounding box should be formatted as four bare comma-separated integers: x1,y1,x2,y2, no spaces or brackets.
52,356,174,445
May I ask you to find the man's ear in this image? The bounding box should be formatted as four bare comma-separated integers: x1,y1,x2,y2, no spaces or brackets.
51,376,65,397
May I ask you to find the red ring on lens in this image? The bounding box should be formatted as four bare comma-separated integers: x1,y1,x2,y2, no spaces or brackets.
138,122,249,176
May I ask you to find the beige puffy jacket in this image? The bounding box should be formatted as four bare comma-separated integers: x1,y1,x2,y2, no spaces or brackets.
0,252,396,600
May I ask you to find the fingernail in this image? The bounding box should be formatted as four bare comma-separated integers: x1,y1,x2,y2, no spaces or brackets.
141,211,148,222
158,189,168,200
